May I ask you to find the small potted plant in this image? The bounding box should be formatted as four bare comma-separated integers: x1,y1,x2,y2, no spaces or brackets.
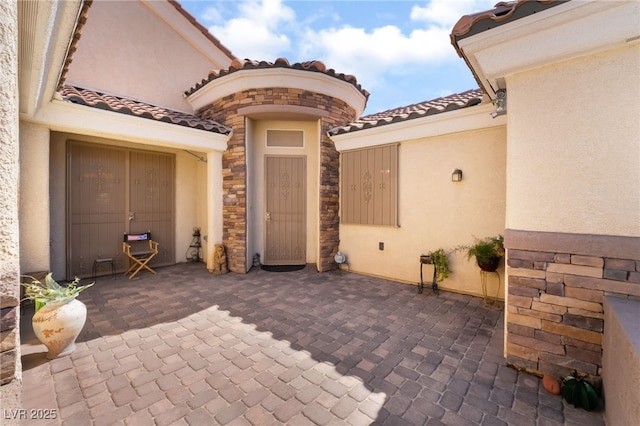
419,248,451,295
22,273,93,359
423,248,451,282
463,235,504,272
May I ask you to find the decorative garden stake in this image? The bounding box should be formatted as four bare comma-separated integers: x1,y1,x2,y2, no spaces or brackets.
561,370,599,411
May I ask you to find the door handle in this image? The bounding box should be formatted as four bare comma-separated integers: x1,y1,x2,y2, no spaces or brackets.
266,212,271,222
128,211,135,221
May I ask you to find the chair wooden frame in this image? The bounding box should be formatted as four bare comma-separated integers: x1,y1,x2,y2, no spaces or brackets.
122,232,159,279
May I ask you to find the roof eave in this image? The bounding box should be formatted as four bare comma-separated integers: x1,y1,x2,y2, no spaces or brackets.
451,1,639,100
450,0,567,98
186,65,369,117
18,0,85,117
330,102,504,152
27,99,231,152
144,0,236,67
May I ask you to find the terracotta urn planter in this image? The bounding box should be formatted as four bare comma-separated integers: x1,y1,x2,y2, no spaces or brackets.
32,298,87,359
22,273,93,359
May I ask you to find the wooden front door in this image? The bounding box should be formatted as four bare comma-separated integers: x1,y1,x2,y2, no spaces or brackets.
67,142,175,278
264,156,306,265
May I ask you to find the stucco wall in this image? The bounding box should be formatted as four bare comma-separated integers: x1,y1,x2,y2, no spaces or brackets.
247,119,320,266
506,43,640,237
502,41,640,379
177,151,209,263
603,296,640,426
65,0,230,113
19,122,50,274
339,126,506,298
0,0,21,402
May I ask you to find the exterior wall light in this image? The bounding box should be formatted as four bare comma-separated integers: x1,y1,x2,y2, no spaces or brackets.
452,169,463,182
490,89,507,118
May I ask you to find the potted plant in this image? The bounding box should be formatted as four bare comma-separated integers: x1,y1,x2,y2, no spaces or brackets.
419,248,451,295
21,273,93,359
423,248,451,282
463,235,504,272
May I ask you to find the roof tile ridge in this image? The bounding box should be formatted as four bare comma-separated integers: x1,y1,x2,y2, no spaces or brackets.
328,88,483,136
61,85,232,134
185,57,370,99
57,0,93,91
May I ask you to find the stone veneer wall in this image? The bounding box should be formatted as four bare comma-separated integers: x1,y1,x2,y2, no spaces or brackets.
504,229,640,379
199,87,357,272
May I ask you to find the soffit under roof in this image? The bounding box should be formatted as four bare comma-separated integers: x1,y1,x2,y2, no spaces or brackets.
450,0,567,96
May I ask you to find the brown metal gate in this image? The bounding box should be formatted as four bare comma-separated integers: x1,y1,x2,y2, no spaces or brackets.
264,156,306,265
67,142,175,278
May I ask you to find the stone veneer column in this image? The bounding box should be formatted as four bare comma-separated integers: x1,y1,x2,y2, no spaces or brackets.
504,229,640,379
0,0,21,406
199,88,356,273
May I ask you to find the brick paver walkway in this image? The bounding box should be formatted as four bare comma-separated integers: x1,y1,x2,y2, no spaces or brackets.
18,264,605,425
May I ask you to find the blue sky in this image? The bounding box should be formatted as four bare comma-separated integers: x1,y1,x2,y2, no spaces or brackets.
180,0,496,115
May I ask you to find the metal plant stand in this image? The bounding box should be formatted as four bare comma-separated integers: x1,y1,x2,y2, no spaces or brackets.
418,255,439,295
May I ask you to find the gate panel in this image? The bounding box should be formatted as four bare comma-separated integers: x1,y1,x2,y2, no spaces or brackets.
68,143,126,278
264,156,306,265
68,144,175,278
128,151,175,266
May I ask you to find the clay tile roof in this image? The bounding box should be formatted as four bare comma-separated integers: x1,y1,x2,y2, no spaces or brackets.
328,89,483,136
185,58,370,100
61,85,232,135
451,1,566,53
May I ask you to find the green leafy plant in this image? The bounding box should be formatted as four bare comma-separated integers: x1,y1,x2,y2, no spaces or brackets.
459,235,504,271
561,370,599,411
21,273,94,312
424,248,451,282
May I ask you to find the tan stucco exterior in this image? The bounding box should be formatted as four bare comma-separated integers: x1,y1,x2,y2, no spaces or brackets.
0,0,21,403
66,0,232,113
19,122,50,274
454,0,640,398
506,43,640,237
336,119,506,299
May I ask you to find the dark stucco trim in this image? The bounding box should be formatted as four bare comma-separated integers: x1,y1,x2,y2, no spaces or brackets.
504,229,640,260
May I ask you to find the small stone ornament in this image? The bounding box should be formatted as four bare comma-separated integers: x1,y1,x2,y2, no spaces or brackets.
211,244,228,275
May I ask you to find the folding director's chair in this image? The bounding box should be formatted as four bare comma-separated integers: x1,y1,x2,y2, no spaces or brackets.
122,232,159,279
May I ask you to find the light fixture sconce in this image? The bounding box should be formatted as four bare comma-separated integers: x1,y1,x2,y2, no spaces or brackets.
452,169,463,182
490,89,507,118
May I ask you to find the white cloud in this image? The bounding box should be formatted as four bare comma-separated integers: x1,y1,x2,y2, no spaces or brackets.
202,0,491,92
301,24,453,88
411,0,498,27
201,7,223,24
208,0,296,60
211,18,291,60
237,0,295,24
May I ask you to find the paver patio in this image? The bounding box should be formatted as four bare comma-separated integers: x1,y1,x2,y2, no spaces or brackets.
18,264,605,425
